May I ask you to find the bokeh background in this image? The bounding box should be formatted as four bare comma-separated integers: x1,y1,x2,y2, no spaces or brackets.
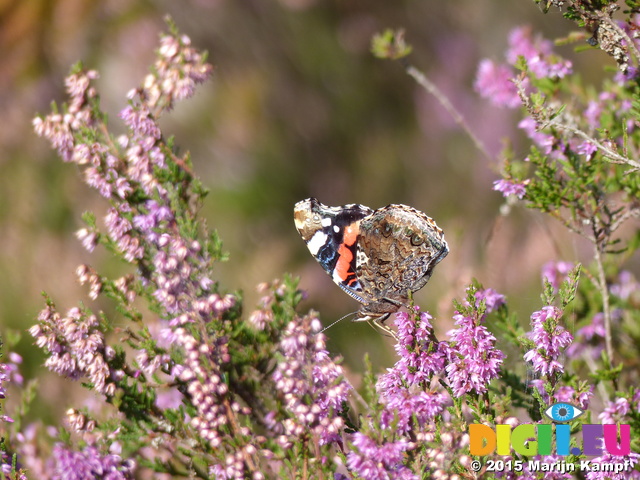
1,1,619,420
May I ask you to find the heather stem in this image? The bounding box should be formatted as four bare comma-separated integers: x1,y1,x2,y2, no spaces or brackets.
547,118,640,171
405,64,492,161
593,239,615,379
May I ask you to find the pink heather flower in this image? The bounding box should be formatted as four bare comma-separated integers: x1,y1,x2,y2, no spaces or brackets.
575,140,598,159
155,387,183,410
172,326,231,448
566,312,606,359
610,271,640,300
446,310,505,397
346,433,416,480
585,99,603,129
474,288,506,313
523,306,572,376
50,443,135,480
553,386,575,403
377,368,448,433
518,116,559,154
493,179,527,199
119,105,162,139
29,304,117,396
633,389,640,411
375,311,449,433
392,311,448,384
506,26,572,78
272,314,350,445
0,353,23,403
585,451,640,480
599,397,630,424
541,261,574,291
553,385,593,409
0,364,8,403
75,228,99,252
33,70,99,162
474,59,521,108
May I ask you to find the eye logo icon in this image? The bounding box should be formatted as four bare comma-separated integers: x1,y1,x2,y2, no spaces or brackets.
544,402,584,423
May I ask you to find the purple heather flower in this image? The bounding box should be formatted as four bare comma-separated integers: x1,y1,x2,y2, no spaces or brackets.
0,352,23,410
377,335,449,434
506,26,572,79
209,446,264,480
272,314,350,445
599,397,630,424
346,432,416,480
391,310,448,384
585,450,640,480
0,365,9,410
523,306,572,376
585,99,603,129
75,228,99,252
50,443,135,480
518,116,559,155
445,311,505,397
33,70,99,162
155,387,183,410
633,389,640,412
575,140,598,159
173,325,232,448
76,264,102,300
553,385,593,409
3,352,24,388
566,312,606,359
474,288,506,313
474,59,521,108
29,305,117,396
378,375,448,433
610,271,640,300
375,310,450,432
541,261,574,291
493,179,527,199
119,105,162,139
553,386,575,403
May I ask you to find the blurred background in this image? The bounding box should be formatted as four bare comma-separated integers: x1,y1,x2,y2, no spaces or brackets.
1,0,619,418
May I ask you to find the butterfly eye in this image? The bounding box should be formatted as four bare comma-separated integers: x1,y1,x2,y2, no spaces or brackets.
410,233,424,246
544,403,584,423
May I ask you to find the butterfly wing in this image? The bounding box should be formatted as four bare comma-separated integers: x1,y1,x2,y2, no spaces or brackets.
356,204,449,304
294,198,373,303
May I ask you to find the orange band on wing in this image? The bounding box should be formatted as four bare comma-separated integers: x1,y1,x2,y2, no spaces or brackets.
334,223,359,286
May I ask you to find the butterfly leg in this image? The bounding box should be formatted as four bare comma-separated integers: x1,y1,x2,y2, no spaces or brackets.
370,314,398,340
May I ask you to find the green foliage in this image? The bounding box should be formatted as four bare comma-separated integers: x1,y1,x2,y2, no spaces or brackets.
371,29,412,60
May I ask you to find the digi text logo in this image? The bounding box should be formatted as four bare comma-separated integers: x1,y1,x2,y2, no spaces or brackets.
469,402,631,457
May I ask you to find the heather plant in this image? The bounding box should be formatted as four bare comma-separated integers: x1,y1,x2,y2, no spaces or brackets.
2,3,640,480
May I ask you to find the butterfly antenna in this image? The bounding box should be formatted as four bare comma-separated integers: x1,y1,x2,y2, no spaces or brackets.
319,311,357,334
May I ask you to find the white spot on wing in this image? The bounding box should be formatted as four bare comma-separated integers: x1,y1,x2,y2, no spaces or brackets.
356,250,369,266
333,225,340,233
321,217,332,227
306,231,327,255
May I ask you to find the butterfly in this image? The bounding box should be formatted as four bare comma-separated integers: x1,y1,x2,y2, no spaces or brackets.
294,197,448,333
